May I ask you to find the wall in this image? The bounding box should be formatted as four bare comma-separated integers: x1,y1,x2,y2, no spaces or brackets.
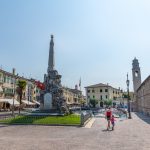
136,76,150,115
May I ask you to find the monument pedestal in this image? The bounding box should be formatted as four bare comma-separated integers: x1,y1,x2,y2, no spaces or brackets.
40,93,53,111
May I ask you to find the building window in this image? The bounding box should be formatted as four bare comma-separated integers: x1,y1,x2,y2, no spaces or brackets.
87,90,90,93
135,71,138,77
7,77,9,83
4,76,6,83
68,98,70,102
113,91,114,94
106,95,108,99
88,96,90,99
105,89,108,92
100,95,102,100
92,89,95,93
100,89,102,92
93,95,95,99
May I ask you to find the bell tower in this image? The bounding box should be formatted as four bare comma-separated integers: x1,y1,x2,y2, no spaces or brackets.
132,58,141,92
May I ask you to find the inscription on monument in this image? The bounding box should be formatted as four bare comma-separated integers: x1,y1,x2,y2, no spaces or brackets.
44,93,52,110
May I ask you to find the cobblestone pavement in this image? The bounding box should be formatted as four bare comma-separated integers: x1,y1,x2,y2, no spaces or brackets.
0,113,150,150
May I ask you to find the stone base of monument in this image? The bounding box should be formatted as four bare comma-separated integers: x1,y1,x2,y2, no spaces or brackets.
39,109,60,113
39,92,61,113
43,93,53,110
27,111,64,116
29,108,64,116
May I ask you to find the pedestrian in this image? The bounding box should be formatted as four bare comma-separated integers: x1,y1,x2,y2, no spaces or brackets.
106,107,112,130
111,115,116,130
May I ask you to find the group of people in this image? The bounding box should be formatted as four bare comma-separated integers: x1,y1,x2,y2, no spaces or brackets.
105,107,115,130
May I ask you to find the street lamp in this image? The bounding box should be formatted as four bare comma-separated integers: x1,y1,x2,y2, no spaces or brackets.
126,73,132,119
11,77,17,117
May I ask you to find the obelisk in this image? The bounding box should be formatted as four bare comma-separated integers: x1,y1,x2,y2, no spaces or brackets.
48,35,54,72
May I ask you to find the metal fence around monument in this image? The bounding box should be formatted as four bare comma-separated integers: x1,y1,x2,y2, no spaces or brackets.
80,111,92,126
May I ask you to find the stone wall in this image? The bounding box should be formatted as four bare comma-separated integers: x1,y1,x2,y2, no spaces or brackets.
136,75,150,116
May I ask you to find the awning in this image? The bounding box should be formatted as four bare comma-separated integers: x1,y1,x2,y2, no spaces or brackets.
22,100,35,105
0,99,19,105
33,100,40,105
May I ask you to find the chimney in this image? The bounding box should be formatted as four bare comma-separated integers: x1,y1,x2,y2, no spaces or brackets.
12,68,16,75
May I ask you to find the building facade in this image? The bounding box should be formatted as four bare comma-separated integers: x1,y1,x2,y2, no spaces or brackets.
136,75,150,115
85,83,123,107
63,86,84,106
0,68,41,110
132,58,150,115
0,67,84,111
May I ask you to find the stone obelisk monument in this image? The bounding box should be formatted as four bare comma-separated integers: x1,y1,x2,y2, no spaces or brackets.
40,35,69,113
48,35,54,72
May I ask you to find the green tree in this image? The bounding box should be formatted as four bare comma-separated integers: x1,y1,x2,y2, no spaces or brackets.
107,99,112,106
79,98,86,106
123,94,128,98
17,80,27,114
104,99,112,106
123,94,131,100
89,99,98,108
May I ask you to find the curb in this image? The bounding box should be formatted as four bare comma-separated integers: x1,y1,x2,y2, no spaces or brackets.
0,123,80,127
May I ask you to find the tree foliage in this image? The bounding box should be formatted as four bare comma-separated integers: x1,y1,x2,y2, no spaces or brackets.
123,94,131,100
104,99,112,106
79,98,86,105
17,80,27,114
89,99,98,108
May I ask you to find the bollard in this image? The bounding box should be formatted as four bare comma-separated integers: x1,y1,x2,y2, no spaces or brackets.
80,112,84,126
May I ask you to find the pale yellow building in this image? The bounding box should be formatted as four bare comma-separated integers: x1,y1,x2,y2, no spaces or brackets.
85,83,123,107
63,87,85,106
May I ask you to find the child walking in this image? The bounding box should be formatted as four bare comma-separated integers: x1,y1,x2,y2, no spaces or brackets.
111,115,116,130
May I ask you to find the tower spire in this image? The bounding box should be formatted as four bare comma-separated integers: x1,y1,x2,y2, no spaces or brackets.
48,35,55,72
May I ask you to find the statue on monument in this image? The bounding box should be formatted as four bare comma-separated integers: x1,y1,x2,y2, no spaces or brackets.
40,35,69,114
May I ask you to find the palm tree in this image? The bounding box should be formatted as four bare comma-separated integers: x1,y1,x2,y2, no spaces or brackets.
17,80,27,114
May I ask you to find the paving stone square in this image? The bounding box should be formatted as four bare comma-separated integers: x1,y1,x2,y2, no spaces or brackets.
0,113,150,150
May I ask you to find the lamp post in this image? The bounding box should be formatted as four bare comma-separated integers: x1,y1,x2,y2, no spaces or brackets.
11,76,17,117
126,73,131,119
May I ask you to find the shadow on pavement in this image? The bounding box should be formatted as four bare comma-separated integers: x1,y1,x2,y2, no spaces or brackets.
135,112,150,124
102,129,113,132
0,125,9,128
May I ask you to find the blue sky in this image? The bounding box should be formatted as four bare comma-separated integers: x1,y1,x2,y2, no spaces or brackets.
0,0,150,93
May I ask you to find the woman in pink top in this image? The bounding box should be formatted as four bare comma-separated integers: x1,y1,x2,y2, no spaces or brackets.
106,108,112,130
